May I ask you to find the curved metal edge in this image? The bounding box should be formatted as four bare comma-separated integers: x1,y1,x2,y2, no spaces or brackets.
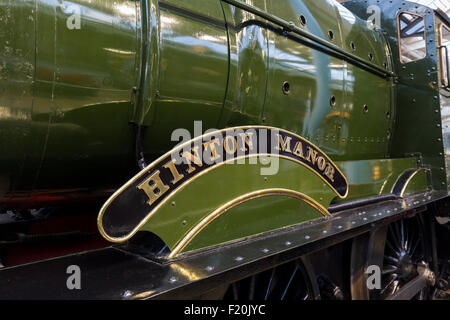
97,126,349,244
132,0,161,124
169,188,331,258
391,168,431,197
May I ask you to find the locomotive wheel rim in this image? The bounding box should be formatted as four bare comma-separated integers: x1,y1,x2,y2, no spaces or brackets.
223,257,320,300
378,217,428,299
351,214,431,300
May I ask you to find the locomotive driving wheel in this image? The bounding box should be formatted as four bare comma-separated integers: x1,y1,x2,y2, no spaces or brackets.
351,213,435,300
222,257,320,300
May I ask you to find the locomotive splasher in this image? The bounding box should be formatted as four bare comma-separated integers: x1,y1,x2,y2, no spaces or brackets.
0,0,450,300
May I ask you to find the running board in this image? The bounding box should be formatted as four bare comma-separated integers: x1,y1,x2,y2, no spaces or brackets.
0,190,447,299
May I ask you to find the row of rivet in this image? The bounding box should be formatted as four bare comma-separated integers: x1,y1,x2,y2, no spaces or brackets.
139,193,435,297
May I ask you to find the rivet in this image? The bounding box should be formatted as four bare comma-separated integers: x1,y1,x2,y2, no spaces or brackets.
262,248,269,253
337,225,343,229
122,290,133,298
328,30,334,41
305,235,311,240
235,256,244,262
206,266,214,272
330,95,336,107
299,15,307,26
322,230,327,234
282,81,290,95
351,221,356,225
363,217,368,221
169,277,177,283
285,241,292,246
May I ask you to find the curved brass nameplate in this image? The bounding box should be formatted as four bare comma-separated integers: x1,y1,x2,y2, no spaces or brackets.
98,126,348,242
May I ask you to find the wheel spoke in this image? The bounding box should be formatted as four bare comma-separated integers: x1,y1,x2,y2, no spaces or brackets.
264,268,276,300
385,255,399,264
381,274,398,295
389,224,402,248
389,280,400,296
248,275,256,300
386,239,401,257
280,264,299,300
409,238,420,258
231,282,239,300
400,220,406,250
382,265,398,275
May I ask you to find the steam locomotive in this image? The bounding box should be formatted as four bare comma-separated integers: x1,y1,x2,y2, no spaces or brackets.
0,0,449,300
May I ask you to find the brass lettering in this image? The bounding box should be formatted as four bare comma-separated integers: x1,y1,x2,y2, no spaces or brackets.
238,132,255,152
292,141,305,159
137,170,170,206
276,134,292,153
203,139,221,161
163,159,184,185
224,136,237,154
181,146,203,174
324,164,335,182
306,147,318,165
317,156,327,171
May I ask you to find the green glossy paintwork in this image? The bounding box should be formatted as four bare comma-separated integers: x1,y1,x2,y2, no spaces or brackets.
401,169,430,197
334,157,421,201
343,0,447,191
0,0,139,203
0,0,400,204
183,195,323,253
0,0,441,253
138,155,422,253
140,157,336,250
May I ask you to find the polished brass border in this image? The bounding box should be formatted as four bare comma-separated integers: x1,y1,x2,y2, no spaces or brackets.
391,168,431,197
169,188,330,257
97,126,348,243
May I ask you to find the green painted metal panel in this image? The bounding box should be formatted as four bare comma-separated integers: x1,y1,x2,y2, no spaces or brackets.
183,195,323,253
140,157,336,251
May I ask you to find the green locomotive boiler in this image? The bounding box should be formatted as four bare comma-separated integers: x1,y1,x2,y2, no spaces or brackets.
0,0,449,300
